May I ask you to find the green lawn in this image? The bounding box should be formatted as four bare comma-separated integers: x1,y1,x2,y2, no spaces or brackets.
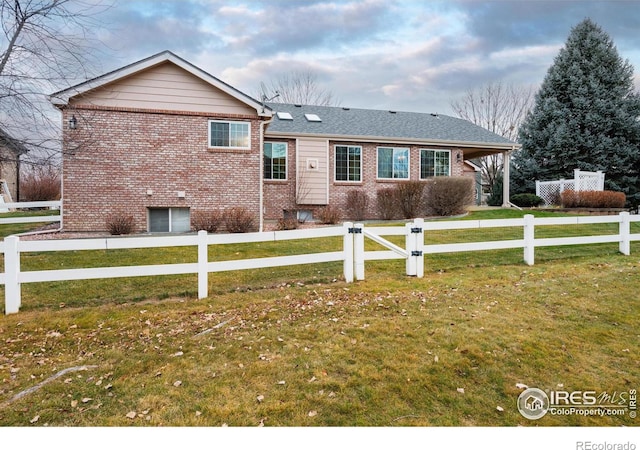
0,208,638,427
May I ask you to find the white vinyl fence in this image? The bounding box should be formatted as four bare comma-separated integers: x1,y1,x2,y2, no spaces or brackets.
536,169,605,205
0,201,62,225
1,213,639,314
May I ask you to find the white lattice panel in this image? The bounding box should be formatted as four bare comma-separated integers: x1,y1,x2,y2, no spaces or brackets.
537,180,575,205
575,170,605,191
535,170,605,206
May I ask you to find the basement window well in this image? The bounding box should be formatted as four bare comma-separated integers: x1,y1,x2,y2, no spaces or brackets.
148,208,190,233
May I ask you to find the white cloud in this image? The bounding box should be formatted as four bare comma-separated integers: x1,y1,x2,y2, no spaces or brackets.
489,44,562,67
97,0,640,116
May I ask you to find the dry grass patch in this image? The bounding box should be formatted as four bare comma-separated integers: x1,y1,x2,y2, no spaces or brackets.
0,255,637,426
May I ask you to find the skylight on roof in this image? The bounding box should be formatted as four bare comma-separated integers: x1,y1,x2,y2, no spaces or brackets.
276,111,293,120
304,113,322,122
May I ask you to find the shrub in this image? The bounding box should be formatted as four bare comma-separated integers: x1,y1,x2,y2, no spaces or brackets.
19,165,61,201
276,217,299,230
224,207,256,233
426,177,473,216
376,188,398,220
106,214,134,235
345,190,369,221
487,175,503,206
510,193,545,208
316,205,341,224
191,210,222,233
560,190,626,208
395,181,427,219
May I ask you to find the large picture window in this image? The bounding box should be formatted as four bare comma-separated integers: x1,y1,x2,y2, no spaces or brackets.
335,145,362,182
264,142,287,180
148,208,190,233
377,147,409,179
209,120,250,149
420,149,451,178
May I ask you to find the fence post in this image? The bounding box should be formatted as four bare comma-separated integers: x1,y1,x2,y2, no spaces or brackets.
535,180,540,198
197,230,208,299
414,218,424,278
4,235,21,314
523,214,535,266
354,222,365,280
405,222,416,276
619,212,630,256
343,222,354,283
597,171,605,190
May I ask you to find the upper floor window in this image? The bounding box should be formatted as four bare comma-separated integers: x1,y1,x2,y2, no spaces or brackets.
209,120,250,149
264,142,287,180
420,149,450,178
377,147,409,179
335,145,362,182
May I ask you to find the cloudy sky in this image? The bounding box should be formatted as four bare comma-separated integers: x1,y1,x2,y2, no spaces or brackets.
93,0,640,116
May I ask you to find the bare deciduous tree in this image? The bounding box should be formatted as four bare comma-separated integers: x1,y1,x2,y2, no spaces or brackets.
259,70,340,106
450,81,534,195
0,0,109,165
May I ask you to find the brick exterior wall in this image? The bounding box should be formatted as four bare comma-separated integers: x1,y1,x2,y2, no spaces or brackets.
62,105,473,231
263,140,467,221
263,138,299,220
62,107,264,232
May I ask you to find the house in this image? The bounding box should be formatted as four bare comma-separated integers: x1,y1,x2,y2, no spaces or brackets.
462,160,483,206
0,128,27,202
50,51,518,233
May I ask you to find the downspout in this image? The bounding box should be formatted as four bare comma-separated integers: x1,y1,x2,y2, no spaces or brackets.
259,117,273,232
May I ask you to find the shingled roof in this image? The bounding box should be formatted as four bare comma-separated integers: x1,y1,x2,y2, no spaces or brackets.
0,128,28,155
265,103,517,155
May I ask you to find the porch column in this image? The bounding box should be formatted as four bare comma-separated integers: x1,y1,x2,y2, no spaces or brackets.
502,150,511,208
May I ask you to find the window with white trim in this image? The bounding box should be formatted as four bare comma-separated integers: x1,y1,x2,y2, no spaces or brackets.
420,149,451,178
148,208,190,233
377,147,409,179
335,145,362,182
264,142,287,180
209,120,250,149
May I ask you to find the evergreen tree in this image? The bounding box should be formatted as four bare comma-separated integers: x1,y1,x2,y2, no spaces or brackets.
513,18,640,207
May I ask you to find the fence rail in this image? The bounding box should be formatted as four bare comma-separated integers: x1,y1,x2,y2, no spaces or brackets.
0,201,62,226
2,213,639,314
